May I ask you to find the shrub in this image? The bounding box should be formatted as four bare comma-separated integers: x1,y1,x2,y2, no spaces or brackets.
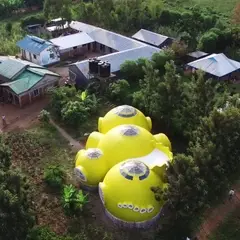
44,165,65,189
26,226,72,240
21,14,45,29
38,110,50,123
62,185,88,215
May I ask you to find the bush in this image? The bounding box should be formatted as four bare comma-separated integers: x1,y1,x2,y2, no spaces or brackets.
27,226,72,240
107,79,131,104
62,185,88,215
38,110,50,123
44,165,65,189
21,14,45,29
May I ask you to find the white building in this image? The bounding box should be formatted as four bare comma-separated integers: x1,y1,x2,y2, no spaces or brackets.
17,35,60,66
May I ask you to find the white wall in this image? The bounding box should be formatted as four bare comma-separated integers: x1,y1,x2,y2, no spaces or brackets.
21,49,42,65
39,46,60,66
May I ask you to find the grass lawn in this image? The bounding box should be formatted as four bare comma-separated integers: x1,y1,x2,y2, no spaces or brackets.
165,0,238,16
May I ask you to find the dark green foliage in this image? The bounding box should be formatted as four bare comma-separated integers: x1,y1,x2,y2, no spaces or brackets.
20,14,45,29
44,165,65,189
5,22,12,34
107,79,131,104
27,226,72,240
0,169,35,240
62,185,88,215
0,138,11,170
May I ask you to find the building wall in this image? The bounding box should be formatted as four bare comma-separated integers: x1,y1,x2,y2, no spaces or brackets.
69,65,88,88
59,44,89,60
91,42,117,54
40,46,60,66
19,75,59,107
21,49,41,65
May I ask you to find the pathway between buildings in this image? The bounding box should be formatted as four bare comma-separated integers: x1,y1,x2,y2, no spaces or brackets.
195,185,240,239
50,118,83,152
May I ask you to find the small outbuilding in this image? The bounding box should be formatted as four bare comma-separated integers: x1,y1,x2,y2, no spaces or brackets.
50,32,94,60
186,51,209,62
17,35,60,66
132,29,173,48
186,53,240,81
0,58,60,107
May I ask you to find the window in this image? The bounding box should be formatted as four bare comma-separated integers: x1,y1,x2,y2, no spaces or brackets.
33,54,37,59
50,53,54,59
82,44,86,47
33,89,39,97
73,46,77,50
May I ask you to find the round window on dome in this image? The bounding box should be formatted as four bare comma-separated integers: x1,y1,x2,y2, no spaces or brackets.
85,148,103,160
128,204,134,209
118,203,123,208
140,208,147,214
74,168,87,182
114,105,137,118
147,207,154,213
133,206,140,212
122,203,128,208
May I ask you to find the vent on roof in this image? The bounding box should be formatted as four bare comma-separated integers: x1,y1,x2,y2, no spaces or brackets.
31,36,45,44
209,57,217,62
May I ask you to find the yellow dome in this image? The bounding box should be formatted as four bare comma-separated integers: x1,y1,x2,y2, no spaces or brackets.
97,125,156,168
98,105,152,133
99,160,165,224
154,133,172,151
75,148,108,187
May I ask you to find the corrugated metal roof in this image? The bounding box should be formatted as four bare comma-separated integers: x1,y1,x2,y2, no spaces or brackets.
187,53,240,77
50,32,94,50
17,35,53,55
1,70,42,94
28,67,59,77
132,29,169,46
88,28,144,51
0,59,26,80
46,23,69,32
74,45,160,78
188,51,208,59
69,21,99,34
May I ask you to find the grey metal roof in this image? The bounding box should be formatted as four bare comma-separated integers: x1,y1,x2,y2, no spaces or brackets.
69,21,99,34
132,29,169,46
187,53,240,77
50,32,94,50
88,28,144,51
74,45,160,78
188,51,208,59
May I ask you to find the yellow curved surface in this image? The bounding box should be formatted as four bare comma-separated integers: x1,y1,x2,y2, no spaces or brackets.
99,160,165,222
98,105,152,133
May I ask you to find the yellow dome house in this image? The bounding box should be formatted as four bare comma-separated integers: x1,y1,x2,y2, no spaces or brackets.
98,105,152,133
74,105,173,227
99,159,166,227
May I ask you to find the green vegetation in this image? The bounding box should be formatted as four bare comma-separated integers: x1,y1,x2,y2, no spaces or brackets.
209,207,240,240
44,165,65,189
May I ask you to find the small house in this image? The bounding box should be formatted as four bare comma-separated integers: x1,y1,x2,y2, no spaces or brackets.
132,29,173,48
186,53,240,81
0,58,60,107
50,32,95,60
17,35,60,66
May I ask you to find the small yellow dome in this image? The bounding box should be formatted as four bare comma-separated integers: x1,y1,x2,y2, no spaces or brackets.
99,160,165,224
75,148,108,187
154,133,172,151
98,105,152,133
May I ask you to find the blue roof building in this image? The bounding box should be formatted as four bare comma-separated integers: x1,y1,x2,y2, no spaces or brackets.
16,35,60,66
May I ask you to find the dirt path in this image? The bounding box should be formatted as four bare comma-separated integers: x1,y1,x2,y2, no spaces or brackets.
195,186,240,239
50,118,83,152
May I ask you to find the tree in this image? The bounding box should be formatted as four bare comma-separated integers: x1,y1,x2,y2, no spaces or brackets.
0,138,11,170
0,169,35,239
151,52,173,74
5,22,12,34
108,79,131,104
198,31,218,52
61,101,89,127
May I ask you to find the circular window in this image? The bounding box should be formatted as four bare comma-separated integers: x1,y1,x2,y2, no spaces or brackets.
140,208,147,214
133,206,140,212
118,203,123,208
122,203,128,208
128,204,134,209
147,207,154,213
85,148,103,160
120,125,139,136
114,105,137,118
74,168,87,182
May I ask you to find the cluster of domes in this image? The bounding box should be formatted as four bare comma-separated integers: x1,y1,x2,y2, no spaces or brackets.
74,105,173,227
